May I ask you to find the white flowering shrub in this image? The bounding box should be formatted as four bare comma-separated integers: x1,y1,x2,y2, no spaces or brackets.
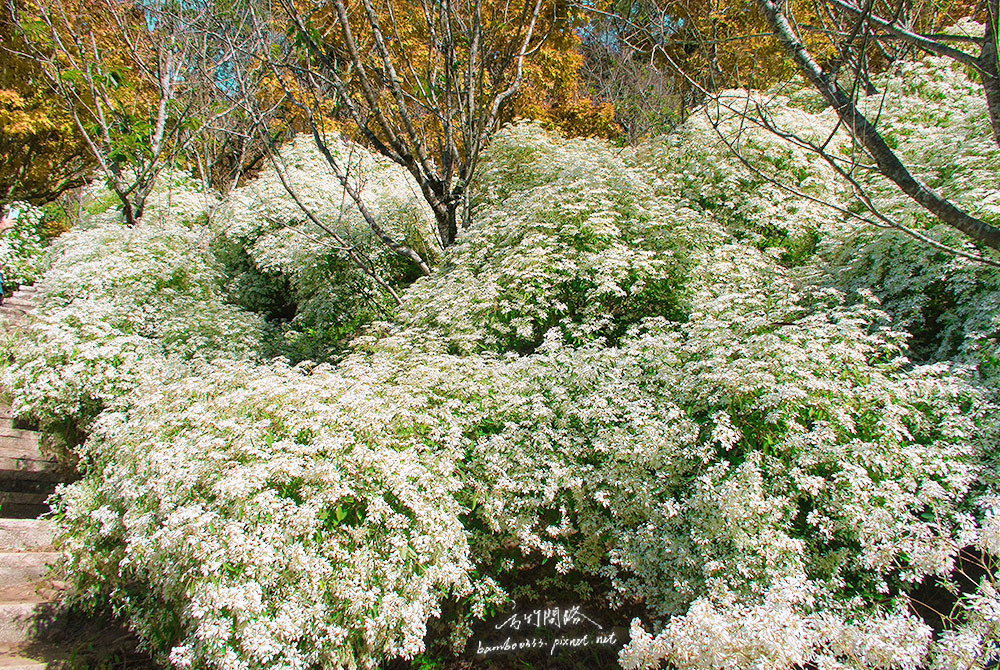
140,168,219,228
811,53,1000,373
10,41,999,670
73,167,218,231
402,122,699,354
57,356,480,670
607,39,1000,670
621,580,934,670
212,134,437,361
442,245,993,661
915,495,1000,669
4,220,264,436
630,90,849,267
0,200,53,287
858,54,998,229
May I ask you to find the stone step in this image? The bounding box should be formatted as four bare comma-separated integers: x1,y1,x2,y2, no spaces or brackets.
0,587,58,609
0,430,38,443
0,603,45,645
0,436,39,454
0,644,51,670
0,461,52,478
0,492,48,508
0,452,53,471
0,602,70,648
0,521,54,553
0,492,48,519
0,436,45,460
0,507,46,521
0,642,75,670
0,647,45,670
0,463,57,482
0,459,53,482
0,479,58,498
0,554,59,600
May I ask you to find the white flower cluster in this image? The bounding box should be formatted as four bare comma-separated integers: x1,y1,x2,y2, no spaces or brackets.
632,88,849,266
4,218,264,435
620,579,932,670
213,134,435,270
212,135,438,359
58,357,479,670
0,200,51,286
139,168,219,229
812,53,1000,371
76,167,219,230
402,121,702,354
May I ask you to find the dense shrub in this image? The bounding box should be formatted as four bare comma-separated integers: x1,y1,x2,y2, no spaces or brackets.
4,219,264,437
0,200,54,288
58,356,481,670
402,122,701,354
212,134,437,362
813,51,1000,374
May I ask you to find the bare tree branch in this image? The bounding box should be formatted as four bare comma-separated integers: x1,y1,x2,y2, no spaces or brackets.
756,0,1000,251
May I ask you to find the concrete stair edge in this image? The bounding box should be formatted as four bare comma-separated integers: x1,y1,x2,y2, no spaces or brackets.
0,641,63,670
0,286,98,662
0,553,60,581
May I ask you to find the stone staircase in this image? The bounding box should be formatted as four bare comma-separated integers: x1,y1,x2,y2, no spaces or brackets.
0,284,70,668
0,285,155,670
0,285,40,331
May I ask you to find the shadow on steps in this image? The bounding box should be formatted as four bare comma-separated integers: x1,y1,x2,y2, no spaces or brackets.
16,603,159,669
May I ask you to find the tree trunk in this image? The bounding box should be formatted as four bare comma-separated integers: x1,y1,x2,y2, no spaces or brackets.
981,0,1000,148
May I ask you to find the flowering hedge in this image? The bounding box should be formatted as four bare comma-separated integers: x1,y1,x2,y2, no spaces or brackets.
59,356,480,670
819,48,1000,375
0,200,55,288
4,47,999,670
401,122,701,355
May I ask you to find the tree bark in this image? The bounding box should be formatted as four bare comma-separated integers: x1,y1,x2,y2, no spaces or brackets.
981,0,1000,147
280,0,543,260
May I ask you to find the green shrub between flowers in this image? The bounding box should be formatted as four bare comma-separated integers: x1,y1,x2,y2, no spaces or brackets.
2,46,1000,670
211,134,438,363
